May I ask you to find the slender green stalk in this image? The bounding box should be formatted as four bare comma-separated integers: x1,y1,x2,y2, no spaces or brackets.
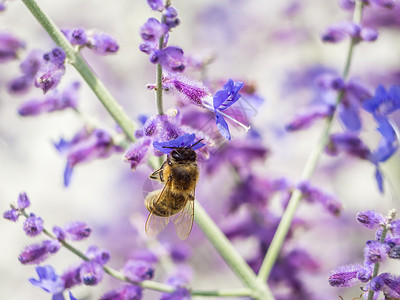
195,203,275,300
20,0,136,142
257,0,365,283
156,62,164,115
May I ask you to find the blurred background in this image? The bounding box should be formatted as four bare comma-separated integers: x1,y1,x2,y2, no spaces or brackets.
1,0,400,299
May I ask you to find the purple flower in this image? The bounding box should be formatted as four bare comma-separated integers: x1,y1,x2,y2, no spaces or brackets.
62,28,88,46
363,84,400,118
364,240,390,264
379,273,400,298
17,192,31,209
52,226,66,241
285,105,334,131
298,181,343,215
35,63,66,94
153,133,205,154
325,132,371,159
328,264,363,287
164,74,211,107
61,265,82,289
0,32,24,63
29,265,64,300
140,18,168,42
321,21,378,43
123,260,155,282
87,31,119,55
147,0,164,11
160,268,191,300
80,261,104,286
163,7,180,29
356,210,385,229
23,213,44,237
18,81,80,116
388,244,400,259
54,128,123,186
201,79,245,140
100,284,143,300
357,266,373,282
64,221,92,241
43,47,66,66
124,138,152,170
369,275,385,293
86,245,111,265
3,208,19,222
151,46,186,73
18,240,61,265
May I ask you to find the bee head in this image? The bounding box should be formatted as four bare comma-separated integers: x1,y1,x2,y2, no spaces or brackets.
169,148,197,162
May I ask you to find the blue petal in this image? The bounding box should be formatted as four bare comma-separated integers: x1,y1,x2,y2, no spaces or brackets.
388,85,400,111
53,138,70,154
52,293,65,300
362,85,386,113
215,112,231,141
213,89,229,110
64,161,74,187
191,140,206,150
153,133,205,154
375,168,384,194
69,291,78,300
339,104,361,131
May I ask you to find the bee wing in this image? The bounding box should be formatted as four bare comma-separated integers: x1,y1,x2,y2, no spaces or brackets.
173,192,195,240
145,175,173,237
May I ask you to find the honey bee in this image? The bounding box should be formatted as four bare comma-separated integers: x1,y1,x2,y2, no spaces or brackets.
144,139,203,240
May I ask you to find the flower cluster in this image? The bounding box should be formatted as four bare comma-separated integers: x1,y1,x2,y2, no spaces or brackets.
328,210,400,299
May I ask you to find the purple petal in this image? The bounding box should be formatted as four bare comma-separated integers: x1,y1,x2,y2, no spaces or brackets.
215,112,231,141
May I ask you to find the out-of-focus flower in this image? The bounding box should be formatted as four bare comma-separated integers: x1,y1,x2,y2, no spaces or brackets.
163,7,180,29
326,133,371,159
17,192,31,209
0,32,24,63
62,28,88,46
339,0,395,10
363,84,400,118
63,221,92,241
3,208,19,222
123,260,155,282
150,46,185,73
35,48,66,94
328,264,363,287
140,18,168,43
85,245,111,265
80,261,104,286
29,265,65,300
147,0,164,11
18,240,61,265
18,81,80,116
321,21,378,43
124,138,152,170
285,105,334,131
54,127,123,187
356,210,385,229
61,264,82,289
23,213,44,237
100,284,143,300
160,267,192,300
86,31,119,55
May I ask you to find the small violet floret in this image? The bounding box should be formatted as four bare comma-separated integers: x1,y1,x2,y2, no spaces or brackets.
64,221,92,241
80,261,104,286
123,260,155,282
18,240,61,265
356,210,385,229
23,213,44,237
17,192,31,209
153,133,205,154
328,264,363,287
29,265,65,300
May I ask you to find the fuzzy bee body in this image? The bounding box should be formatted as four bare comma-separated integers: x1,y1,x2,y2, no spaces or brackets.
144,147,199,240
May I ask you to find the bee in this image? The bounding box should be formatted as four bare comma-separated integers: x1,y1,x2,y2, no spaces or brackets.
144,139,203,240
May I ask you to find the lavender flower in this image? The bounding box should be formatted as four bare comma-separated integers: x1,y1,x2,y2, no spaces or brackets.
153,133,205,154
147,0,164,11
163,7,180,29
35,58,66,94
363,84,400,118
356,210,385,229
285,106,334,131
85,245,111,265
80,261,104,286
54,128,123,186
364,240,390,264
87,31,119,55
122,260,155,282
0,32,24,63
100,285,143,300
18,81,80,116
321,21,378,43
64,221,92,241
29,265,65,300
380,273,400,298
124,138,152,170
150,46,186,73
17,192,31,209
328,264,363,287
61,265,82,289
62,28,88,46
52,226,66,241
23,213,44,237
18,240,61,265
3,208,19,222
160,268,192,300
140,18,168,43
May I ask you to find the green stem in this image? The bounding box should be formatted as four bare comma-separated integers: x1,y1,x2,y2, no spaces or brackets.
367,225,389,300
20,0,136,142
195,203,275,300
257,0,365,283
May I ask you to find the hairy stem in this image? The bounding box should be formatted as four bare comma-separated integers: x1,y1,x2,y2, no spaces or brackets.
257,0,365,282
20,0,136,142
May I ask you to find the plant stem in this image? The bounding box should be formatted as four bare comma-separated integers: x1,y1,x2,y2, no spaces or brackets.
195,203,275,300
20,0,136,142
257,0,365,283
367,224,389,300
